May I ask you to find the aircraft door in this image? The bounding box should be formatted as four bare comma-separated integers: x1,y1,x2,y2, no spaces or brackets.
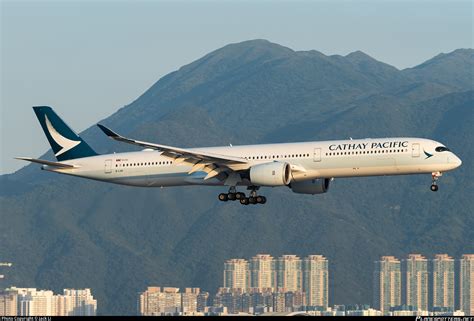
104,159,113,173
313,148,321,162
412,143,420,157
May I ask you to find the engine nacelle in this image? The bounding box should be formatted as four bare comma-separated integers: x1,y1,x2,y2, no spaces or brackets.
290,178,331,194
249,162,291,186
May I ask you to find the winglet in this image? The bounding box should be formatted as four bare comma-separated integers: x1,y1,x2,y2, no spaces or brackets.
97,124,120,138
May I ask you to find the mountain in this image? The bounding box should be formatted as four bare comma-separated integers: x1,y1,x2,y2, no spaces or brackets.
403,48,474,91
1,40,473,315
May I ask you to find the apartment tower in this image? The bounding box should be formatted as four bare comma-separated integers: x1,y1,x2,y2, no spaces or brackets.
405,254,428,311
373,256,401,315
432,254,455,311
223,259,250,291
249,254,275,291
460,254,474,315
276,255,302,292
303,255,328,309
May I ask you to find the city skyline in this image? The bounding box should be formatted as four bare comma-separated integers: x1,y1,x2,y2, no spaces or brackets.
3,253,473,316
0,287,97,316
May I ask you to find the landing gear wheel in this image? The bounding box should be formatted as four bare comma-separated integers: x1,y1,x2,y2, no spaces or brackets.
256,196,264,204
236,192,245,200
260,196,267,204
249,197,257,204
218,193,228,202
430,172,442,192
228,193,236,201
240,198,249,205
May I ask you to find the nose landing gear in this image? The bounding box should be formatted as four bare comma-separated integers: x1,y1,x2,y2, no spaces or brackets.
430,172,442,192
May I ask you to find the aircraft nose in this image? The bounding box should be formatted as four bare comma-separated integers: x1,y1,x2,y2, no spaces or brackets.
450,154,462,168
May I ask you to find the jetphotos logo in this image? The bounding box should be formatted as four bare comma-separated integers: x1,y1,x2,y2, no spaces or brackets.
45,115,80,156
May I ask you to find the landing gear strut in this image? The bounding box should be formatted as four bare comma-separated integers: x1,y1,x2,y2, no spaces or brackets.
218,186,267,205
430,172,442,192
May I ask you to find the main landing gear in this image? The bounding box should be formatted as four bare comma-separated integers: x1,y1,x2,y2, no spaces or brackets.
218,186,267,205
218,186,245,202
430,171,442,192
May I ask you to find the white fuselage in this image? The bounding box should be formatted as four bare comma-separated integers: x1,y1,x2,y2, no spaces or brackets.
43,137,462,188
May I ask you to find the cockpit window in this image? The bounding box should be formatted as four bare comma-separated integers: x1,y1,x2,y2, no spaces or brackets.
435,146,450,152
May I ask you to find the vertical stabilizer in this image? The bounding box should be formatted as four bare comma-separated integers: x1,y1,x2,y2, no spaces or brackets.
33,106,98,161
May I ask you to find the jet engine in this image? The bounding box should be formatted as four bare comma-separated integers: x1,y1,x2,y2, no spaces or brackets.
249,162,292,186
289,178,331,194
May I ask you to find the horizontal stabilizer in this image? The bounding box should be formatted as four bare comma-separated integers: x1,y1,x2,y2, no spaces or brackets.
15,157,76,168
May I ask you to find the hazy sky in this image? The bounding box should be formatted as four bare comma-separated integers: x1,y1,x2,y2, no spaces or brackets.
1,0,472,174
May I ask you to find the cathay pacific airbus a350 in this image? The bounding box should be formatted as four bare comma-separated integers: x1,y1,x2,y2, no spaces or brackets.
17,106,462,205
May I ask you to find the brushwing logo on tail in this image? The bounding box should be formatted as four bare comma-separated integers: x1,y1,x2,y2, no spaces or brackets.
45,115,80,156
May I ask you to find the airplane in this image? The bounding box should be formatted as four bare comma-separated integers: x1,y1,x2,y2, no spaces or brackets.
16,106,462,205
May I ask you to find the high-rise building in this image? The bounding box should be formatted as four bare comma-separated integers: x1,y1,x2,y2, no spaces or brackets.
61,289,97,316
139,287,161,316
181,288,199,314
213,287,245,314
405,254,428,311
460,254,474,315
17,289,55,316
284,291,306,310
303,255,328,309
432,254,455,311
139,287,183,315
276,255,302,292
272,292,286,312
139,287,206,315
0,291,17,316
250,254,275,291
373,256,401,315
196,291,209,313
223,259,250,291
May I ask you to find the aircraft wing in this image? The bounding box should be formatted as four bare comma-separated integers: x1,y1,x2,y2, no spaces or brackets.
97,124,248,180
15,157,76,168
